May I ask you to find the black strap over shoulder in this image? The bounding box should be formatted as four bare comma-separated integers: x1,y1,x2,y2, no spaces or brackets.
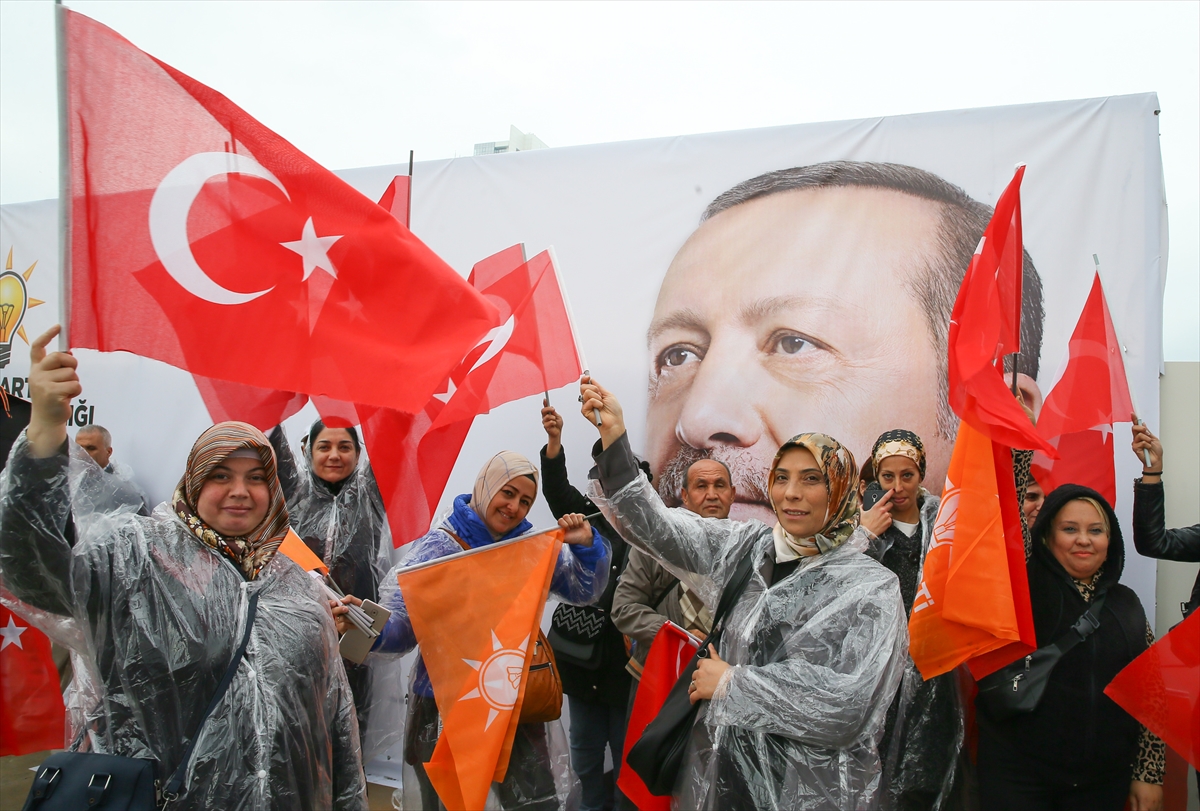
703,544,758,651
161,591,261,803
1055,591,1107,654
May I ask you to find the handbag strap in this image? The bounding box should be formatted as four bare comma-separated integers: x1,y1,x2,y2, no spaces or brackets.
700,543,758,650
161,591,261,804
1051,591,1107,656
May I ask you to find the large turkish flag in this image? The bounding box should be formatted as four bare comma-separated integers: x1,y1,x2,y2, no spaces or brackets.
0,607,66,756
62,7,495,412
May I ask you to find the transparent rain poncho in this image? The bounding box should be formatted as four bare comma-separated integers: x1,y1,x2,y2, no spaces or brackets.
590,445,907,811
269,426,403,761
0,434,366,811
373,491,611,810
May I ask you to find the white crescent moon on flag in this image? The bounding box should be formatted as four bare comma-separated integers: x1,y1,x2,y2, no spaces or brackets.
148,152,289,305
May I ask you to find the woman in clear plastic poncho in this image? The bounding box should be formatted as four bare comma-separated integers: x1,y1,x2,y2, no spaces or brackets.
269,419,395,756
579,377,907,811
0,328,366,811
344,450,611,810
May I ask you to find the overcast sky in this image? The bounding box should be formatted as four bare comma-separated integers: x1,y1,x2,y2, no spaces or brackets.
2,0,1196,359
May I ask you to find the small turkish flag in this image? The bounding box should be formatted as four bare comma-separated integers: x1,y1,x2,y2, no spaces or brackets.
947,166,1054,454
363,246,583,546
1105,610,1200,771
397,530,562,811
0,606,66,756
62,7,496,413
618,623,699,807
1031,271,1135,505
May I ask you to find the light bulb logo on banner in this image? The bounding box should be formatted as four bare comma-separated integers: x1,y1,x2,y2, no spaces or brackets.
0,248,45,369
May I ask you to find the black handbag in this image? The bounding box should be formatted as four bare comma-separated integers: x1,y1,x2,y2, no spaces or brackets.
977,592,1106,722
23,592,261,810
625,548,757,797
548,604,607,669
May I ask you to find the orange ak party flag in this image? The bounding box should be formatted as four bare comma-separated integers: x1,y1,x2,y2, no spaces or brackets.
909,421,1037,679
397,529,562,811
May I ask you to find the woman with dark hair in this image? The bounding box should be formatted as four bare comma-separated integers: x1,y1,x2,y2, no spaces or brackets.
579,377,906,811
269,418,394,755
975,484,1164,811
343,449,611,811
0,327,365,809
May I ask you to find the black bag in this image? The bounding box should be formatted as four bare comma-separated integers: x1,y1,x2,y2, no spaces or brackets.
23,592,261,811
625,547,757,797
548,604,607,669
977,592,1106,722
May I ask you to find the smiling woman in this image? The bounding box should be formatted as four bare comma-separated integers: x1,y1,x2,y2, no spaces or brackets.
0,326,367,810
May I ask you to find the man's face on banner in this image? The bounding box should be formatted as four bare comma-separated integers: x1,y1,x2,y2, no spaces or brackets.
646,186,954,523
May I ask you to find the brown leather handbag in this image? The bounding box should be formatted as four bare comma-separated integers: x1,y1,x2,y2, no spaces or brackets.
446,530,563,724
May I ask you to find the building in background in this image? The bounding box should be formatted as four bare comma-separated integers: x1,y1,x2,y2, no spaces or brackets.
474,125,548,156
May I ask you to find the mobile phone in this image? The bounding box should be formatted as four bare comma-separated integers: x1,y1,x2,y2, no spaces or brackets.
863,481,885,511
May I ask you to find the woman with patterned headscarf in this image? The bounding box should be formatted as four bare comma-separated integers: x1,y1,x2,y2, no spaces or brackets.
353,449,611,811
0,328,366,809
860,430,965,811
579,377,907,811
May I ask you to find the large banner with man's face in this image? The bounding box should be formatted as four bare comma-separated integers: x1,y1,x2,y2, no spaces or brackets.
0,93,1167,611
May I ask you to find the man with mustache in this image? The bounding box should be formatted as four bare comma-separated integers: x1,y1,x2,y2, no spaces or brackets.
645,161,1046,520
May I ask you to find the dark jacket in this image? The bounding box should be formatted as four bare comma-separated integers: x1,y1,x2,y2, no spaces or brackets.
1132,478,1200,618
539,445,632,707
978,484,1149,786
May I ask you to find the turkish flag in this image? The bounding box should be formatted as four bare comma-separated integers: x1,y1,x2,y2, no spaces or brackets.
947,166,1054,454
377,175,412,230
909,421,1036,679
397,530,562,811
1030,271,1135,505
364,246,583,546
0,606,66,756
62,7,495,413
617,623,700,808
1104,610,1200,771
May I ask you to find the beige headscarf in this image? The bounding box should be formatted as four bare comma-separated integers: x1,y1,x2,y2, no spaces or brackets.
768,433,859,559
471,451,540,534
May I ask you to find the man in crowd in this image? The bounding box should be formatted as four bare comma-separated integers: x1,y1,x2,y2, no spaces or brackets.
610,456,734,808
644,161,1046,522
74,424,150,515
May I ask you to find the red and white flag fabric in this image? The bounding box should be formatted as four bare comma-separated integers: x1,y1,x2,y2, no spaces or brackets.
618,623,700,808
0,606,65,756
1104,610,1200,771
947,166,1055,455
365,245,584,545
1031,271,1135,505
61,7,495,413
377,175,412,230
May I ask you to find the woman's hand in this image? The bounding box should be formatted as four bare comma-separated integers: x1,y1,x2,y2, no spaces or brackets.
1131,422,1163,475
688,645,731,704
329,595,364,636
579,375,625,449
27,325,81,458
559,513,594,547
542,400,563,459
859,489,895,538
1128,779,1162,811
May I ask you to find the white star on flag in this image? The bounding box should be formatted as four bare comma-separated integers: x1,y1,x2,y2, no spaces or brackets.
280,217,343,280
1,616,27,651
460,630,530,730
1090,423,1114,443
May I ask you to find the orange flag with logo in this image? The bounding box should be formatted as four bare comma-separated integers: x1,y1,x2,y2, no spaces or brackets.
909,421,1036,679
397,530,562,811
278,528,328,573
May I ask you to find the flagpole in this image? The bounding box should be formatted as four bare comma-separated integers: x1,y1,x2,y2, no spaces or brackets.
397,512,603,575
55,0,72,352
1008,163,1026,397
545,245,602,426
1093,254,1152,467
406,149,414,230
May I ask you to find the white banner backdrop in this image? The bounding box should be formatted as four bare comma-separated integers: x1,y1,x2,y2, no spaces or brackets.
0,92,1167,616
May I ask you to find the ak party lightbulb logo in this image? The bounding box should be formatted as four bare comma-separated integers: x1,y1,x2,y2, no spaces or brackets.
0,247,46,369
